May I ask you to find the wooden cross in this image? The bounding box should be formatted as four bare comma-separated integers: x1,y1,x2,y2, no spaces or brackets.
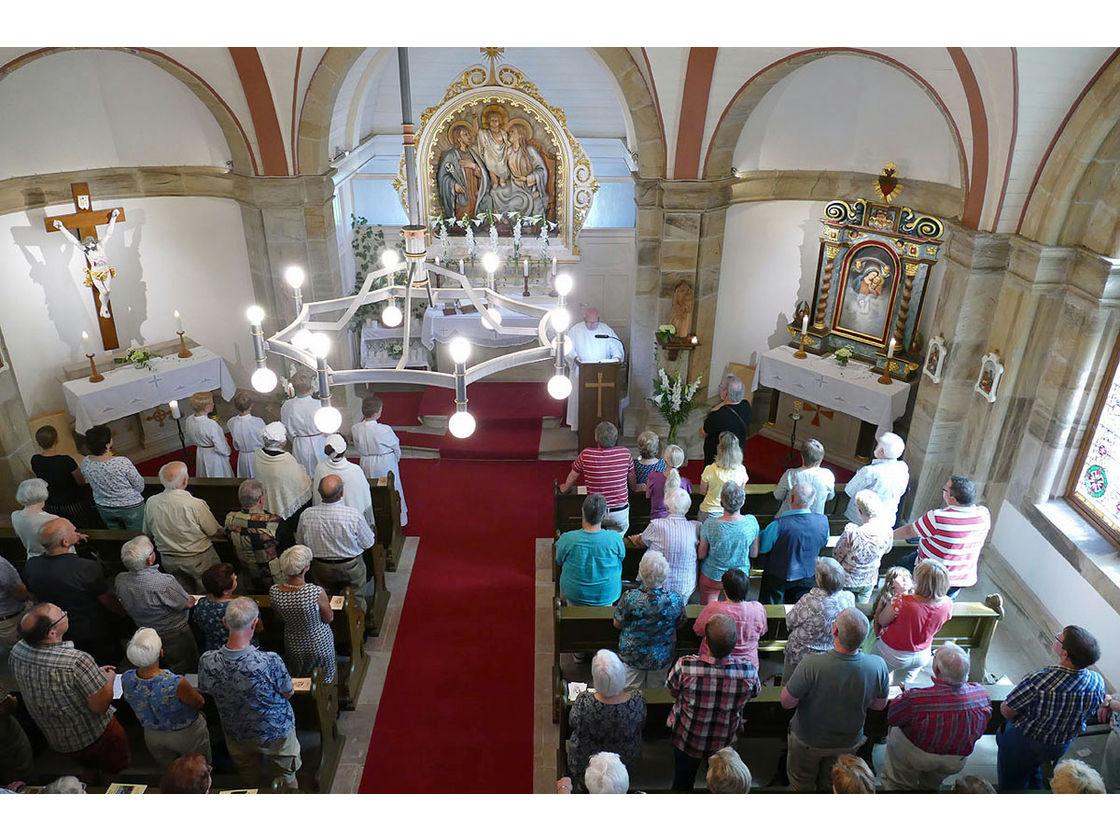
584,369,616,417
44,183,126,351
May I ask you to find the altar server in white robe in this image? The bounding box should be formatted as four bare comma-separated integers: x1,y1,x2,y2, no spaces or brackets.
254,422,312,522
311,434,374,526
281,371,326,477
351,395,408,527
564,307,624,431
184,392,233,478
227,391,266,478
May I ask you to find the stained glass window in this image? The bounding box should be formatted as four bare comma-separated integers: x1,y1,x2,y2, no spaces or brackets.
1069,347,1120,544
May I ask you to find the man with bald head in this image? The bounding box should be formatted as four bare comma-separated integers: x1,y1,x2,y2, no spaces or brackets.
666,613,761,790
9,602,130,782
22,518,123,664
564,306,624,432
756,481,830,604
780,608,889,791
880,642,992,790
142,461,222,593
296,474,375,612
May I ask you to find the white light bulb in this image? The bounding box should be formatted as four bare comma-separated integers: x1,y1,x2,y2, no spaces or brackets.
481,251,500,275
284,265,306,289
448,410,476,439
314,405,342,434
547,374,572,400
292,328,313,350
380,249,401,269
307,332,331,360
245,305,265,326
554,272,574,296
381,302,403,328
251,367,278,393
550,307,571,332
485,307,503,328
449,336,471,364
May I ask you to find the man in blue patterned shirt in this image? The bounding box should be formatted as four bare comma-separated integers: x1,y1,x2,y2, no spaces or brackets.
198,597,301,789
997,624,1105,791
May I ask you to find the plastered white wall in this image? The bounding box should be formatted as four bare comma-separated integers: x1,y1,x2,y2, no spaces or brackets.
0,196,256,417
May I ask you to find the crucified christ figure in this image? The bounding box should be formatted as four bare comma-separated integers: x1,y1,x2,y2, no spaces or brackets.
54,208,120,319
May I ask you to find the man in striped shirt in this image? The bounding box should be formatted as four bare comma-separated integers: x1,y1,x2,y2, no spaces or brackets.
894,474,990,597
559,421,637,535
881,642,991,790
997,625,1105,791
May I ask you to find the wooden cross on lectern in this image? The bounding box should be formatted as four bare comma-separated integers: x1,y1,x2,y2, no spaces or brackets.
44,183,126,350
584,369,616,416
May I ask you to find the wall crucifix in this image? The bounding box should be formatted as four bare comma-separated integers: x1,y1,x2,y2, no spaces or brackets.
44,183,126,351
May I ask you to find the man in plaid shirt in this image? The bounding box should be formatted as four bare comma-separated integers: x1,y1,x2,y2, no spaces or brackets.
881,642,991,790
997,624,1105,791
224,478,288,593
666,614,760,790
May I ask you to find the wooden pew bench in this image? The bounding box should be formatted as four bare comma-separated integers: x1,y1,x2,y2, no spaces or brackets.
554,482,851,538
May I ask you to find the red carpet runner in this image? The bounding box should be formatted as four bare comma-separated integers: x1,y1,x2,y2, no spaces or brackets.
358,458,569,793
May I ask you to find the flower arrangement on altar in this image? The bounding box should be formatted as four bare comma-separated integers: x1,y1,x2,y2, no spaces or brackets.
114,347,160,370
651,366,703,443
832,346,854,366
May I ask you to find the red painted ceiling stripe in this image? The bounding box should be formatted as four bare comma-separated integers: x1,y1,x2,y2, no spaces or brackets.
992,48,1019,231
948,47,989,229
229,47,290,176
674,47,718,180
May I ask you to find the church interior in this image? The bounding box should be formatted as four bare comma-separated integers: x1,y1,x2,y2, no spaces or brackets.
0,19,1118,811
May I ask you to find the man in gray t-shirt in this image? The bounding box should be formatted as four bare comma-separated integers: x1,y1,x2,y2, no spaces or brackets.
780,607,889,791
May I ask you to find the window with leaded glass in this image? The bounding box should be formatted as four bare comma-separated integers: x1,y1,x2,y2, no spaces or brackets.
1068,344,1120,545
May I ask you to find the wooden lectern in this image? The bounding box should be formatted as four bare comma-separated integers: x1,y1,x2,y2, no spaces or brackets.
577,361,623,450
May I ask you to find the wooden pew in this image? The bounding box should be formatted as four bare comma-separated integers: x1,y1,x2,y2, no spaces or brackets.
554,482,851,538
249,589,370,711
140,472,406,572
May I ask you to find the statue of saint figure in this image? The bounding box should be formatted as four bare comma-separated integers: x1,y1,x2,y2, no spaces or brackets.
474,104,511,188
504,123,548,217
53,208,120,319
438,124,491,220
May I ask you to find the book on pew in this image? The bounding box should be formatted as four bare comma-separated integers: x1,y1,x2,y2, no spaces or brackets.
106,783,147,794
568,682,588,701
292,677,312,692
577,486,587,495
220,788,258,794
113,674,123,699
330,595,344,610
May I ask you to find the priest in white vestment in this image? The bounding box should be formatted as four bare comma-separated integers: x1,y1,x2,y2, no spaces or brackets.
564,307,624,431
281,373,326,477
183,393,233,478
227,393,266,479
351,395,408,527
254,422,312,521
311,434,374,526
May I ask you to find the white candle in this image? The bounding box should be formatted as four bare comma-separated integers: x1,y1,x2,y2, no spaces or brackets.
551,257,557,276
887,338,896,359
691,335,698,346
168,399,181,419
523,259,529,277
801,314,809,336
174,310,183,333
81,331,90,355
458,259,464,274
435,256,441,266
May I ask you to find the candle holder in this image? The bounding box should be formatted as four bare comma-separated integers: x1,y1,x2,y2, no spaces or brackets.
878,358,894,385
177,331,193,358
86,354,104,383
523,275,531,298
793,333,809,359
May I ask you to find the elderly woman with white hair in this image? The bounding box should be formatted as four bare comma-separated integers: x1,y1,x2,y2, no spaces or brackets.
843,432,909,526
627,488,700,601
696,481,760,604
11,478,59,558
268,545,336,683
566,649,646,787
120,627,211,767
707,746,752,793
632,430,666,492
783,557,856,680
834,489,894,603
613,551,685,689
584,751,630,794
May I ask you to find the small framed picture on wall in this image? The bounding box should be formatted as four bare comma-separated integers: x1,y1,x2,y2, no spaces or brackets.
974,351,1004,403
923,335,947,384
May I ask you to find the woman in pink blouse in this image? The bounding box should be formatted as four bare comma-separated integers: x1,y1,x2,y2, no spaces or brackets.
873,558,953,685
691,568,768,669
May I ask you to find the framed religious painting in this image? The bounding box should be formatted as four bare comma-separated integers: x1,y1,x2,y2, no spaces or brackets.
974,351,1004,403
830,241,903,348
923,335,947,384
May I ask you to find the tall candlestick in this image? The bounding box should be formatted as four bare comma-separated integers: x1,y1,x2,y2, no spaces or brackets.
174,310,183,332
168,399,181,419
801,314,809,336
551,257,557,276
458,259,464,275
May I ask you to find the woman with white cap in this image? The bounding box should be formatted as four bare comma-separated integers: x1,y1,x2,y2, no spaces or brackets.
253,422,312,531
311,434,374,526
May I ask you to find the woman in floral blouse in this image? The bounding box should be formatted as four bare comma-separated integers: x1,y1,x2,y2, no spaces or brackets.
613,551,685,689
566,649,646,788
783,557,855,680
834,490,893,603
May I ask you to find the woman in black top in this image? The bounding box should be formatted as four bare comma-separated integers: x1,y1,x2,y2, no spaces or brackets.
30,425,102,528
700,374,752,465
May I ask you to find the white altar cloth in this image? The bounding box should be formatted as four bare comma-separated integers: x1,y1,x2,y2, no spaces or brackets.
420,303,543,351
751,344,912,436
63,347,236,432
